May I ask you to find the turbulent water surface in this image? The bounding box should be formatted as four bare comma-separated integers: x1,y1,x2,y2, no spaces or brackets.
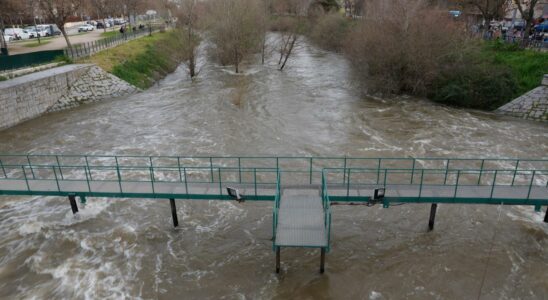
0,38,547,299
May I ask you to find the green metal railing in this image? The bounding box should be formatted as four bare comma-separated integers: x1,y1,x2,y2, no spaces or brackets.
322,167,548,205
1,154,546,187
322,171,332,252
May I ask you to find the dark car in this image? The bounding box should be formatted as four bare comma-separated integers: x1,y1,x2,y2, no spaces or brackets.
534,21,548,32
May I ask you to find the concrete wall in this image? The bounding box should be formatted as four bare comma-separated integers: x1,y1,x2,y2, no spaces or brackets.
496,75,548,122
0,64,137,130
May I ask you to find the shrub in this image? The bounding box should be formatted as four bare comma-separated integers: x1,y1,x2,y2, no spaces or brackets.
309,13,352,51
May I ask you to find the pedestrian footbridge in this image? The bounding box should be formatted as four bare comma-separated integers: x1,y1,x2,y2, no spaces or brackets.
0,155,547,273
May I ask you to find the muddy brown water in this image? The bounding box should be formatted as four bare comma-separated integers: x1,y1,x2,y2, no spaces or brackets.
0,38,547,299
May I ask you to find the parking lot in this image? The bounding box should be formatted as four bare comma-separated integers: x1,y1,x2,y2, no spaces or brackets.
6,25,122,55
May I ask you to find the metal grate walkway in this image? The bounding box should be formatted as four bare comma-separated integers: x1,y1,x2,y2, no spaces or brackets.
275,190,327,248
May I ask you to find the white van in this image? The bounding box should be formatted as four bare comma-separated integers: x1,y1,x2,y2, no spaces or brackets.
4,28,31,40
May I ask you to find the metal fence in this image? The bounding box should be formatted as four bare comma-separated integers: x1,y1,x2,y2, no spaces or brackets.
0,50,65,71
64,25,164,60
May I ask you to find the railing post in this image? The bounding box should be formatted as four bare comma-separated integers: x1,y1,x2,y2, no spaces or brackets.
254,168,257,197
309,157,313,184
376,158,381,184
150,166,155,194
489,170,498,199
52,166,61,191
343,157,347,184
115,156,123,193
418,169,424,198
511,160,520,186
453,170,460,199
85,155,93,180
22,166,30,191
444,159,450,185
411,159,416,184
55,155,64,180
238,157,242,183
183,167,188,195
177,157,182,182
26,155,35,179
526,170,535,199
83,164,91,192
346,169,351,198
477,159,485,185
209,157,214,182
218,168,222,195
0,159,7,178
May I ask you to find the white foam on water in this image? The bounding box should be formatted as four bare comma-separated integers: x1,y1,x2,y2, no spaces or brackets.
369,291,383,300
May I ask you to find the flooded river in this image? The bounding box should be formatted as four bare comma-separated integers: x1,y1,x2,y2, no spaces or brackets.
0,38,547,299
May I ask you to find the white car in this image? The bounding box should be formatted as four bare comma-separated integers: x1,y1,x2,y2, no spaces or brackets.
78,24,95,32
2,34,14,42
4,28,31,40
24,27,44,38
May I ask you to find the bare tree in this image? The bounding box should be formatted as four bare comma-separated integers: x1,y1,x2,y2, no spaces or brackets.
460,0,508,24
208,0,265,73
514,0,540,40
90,0,114,33
39,0,83,50
276,16,303,70
177,0,200,78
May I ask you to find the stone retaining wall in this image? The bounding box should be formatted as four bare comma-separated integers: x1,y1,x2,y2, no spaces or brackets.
496,75,548,122
0,64,137,130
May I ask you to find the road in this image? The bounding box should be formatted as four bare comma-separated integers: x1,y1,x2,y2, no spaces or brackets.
7,27,121,55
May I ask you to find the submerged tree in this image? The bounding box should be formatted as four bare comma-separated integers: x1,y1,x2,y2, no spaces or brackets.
176,0,201,78
208,0,265,73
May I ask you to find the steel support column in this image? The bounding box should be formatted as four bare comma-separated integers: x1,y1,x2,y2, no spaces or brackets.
428,203,438,231
276,247,281,273
68,195,78,214
320,248,326,273
170,198,178,227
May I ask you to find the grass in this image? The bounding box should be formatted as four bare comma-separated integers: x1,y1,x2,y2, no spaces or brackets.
484,41,548,96
84,31,183,89
21,40,52,48
100,31,119,38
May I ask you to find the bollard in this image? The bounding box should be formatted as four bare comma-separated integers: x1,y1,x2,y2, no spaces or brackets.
428,203,438,231
169,198,179,227
68,195,78,214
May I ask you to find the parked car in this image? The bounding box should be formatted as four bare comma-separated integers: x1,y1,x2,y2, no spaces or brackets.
78,24,95,32
23,27,42,38
96,21,111,29
4,28,31,40
39,24,62,36
2,34,14,42
535,21,548,32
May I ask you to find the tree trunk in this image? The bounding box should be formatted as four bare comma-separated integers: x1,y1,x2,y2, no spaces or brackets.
103,18,107,33
280,34,297,71
60,27,73,50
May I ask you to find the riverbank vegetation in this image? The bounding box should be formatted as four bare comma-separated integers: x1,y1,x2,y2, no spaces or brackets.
303,0,547,110
84,31,185,89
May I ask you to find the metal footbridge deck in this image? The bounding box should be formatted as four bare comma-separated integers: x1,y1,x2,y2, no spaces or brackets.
0,154,547,273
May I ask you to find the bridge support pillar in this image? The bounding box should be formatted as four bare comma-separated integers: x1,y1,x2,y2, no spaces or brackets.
320,248,325,274
169,198,178,227
68,195,78,214
275,247,280,273
428,203,438,231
